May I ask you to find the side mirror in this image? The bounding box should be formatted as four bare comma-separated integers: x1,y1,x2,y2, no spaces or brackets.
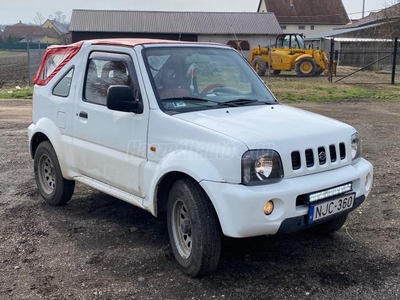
106,85,143,114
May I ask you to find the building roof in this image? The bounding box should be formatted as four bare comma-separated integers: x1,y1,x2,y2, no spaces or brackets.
69,10,283,35
305,22,385,39
337,3,400,29
258,0,350,25
50,20,69,35
32,27,61,38
3,22,39,39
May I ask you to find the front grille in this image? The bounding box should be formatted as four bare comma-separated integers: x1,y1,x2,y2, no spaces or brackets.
305,149,314,167
329,144,337,162
339,143,346,159
291,142,346,170
291,151,301,170
318,147,326,165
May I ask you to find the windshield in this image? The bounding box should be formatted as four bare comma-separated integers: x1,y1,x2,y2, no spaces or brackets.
143,46,277,114
296,35,306,49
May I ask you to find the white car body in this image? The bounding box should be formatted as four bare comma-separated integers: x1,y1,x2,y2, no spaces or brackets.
29,39,373,240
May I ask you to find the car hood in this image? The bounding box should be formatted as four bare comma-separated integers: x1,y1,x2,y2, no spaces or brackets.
173,104,354,148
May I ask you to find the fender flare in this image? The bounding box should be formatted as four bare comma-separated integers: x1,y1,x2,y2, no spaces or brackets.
29,118,72,179
144,150,225,216
295,54,313,63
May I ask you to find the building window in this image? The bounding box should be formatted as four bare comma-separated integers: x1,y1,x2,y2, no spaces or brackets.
281,25,287,30
298,25,305,30
226,40,250,51
311,25,315,30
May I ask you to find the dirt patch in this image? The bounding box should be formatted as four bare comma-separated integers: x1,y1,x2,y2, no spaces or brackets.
0,99,399,299
0,52,28,88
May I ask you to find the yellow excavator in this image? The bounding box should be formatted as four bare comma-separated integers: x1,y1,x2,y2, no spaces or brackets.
250,33,330,77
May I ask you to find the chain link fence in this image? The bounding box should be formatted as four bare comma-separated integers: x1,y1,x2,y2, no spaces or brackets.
333,38,400,84
0,43,47,88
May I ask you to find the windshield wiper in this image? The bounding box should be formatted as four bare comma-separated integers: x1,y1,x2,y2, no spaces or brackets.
161,97,273,108
161,96,211,102
222,99,270,106
161,97,238,107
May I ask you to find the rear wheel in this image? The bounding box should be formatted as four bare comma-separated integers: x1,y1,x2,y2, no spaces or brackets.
295,58,317,77
167,179,221,277
308,214,348,234
34,141,75,206
252,57,267,76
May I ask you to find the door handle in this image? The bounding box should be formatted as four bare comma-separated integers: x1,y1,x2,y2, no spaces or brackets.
78,111,88,119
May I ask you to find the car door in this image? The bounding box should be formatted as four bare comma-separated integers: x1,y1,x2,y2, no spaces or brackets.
72,50,148,197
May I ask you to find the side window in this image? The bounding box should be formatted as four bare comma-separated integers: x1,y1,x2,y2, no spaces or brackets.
291,36,300,49
40,53,69,81
282,36,290,48
84,58,130,105
53,68,74,97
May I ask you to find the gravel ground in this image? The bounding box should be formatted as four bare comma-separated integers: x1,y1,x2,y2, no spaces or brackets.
0,99,399,300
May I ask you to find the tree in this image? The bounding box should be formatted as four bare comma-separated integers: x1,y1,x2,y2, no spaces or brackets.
48,11,67,24
381,1,400,38
33,12,44,25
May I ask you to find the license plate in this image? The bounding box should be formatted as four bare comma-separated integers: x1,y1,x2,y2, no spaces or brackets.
308,193,355,224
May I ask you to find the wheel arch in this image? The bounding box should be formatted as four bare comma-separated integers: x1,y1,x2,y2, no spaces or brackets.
295,54,313,63
154,171,222,232
29,118,72,179
30,132,50,158
155,171,192,216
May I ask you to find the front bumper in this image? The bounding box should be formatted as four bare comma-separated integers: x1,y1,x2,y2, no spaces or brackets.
200,158,373,238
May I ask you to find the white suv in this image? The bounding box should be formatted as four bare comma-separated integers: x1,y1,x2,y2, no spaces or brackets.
29,39,373,276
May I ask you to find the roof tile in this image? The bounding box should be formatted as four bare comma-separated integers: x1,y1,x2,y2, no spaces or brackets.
261,0,349,25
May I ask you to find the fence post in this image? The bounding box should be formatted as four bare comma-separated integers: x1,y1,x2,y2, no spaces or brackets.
329,38,334,83
392,37,398,85
27,37,31,86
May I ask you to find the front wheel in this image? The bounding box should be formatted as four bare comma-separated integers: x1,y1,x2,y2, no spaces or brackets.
34,141,75,206
295,58,317,77
167,179,221,277
308,214,348,235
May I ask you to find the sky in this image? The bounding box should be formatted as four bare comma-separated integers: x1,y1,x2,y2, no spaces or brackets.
0,0,394,25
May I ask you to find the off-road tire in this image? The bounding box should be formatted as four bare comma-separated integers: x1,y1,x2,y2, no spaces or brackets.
252,57,267,76
308,214,348,235
34,141,75,206
167,179,221,277
295,58,317,77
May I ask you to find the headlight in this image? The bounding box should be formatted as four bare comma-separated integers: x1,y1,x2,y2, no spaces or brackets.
241,150,283,185
351,132,362,161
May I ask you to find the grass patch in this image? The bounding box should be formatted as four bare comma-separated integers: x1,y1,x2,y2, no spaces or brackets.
265,77,400,102
0,87,33,99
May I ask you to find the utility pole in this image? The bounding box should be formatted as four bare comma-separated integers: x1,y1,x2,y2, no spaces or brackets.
362,0,365,18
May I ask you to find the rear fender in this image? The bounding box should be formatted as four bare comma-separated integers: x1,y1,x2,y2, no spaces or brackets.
29,118,73,179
